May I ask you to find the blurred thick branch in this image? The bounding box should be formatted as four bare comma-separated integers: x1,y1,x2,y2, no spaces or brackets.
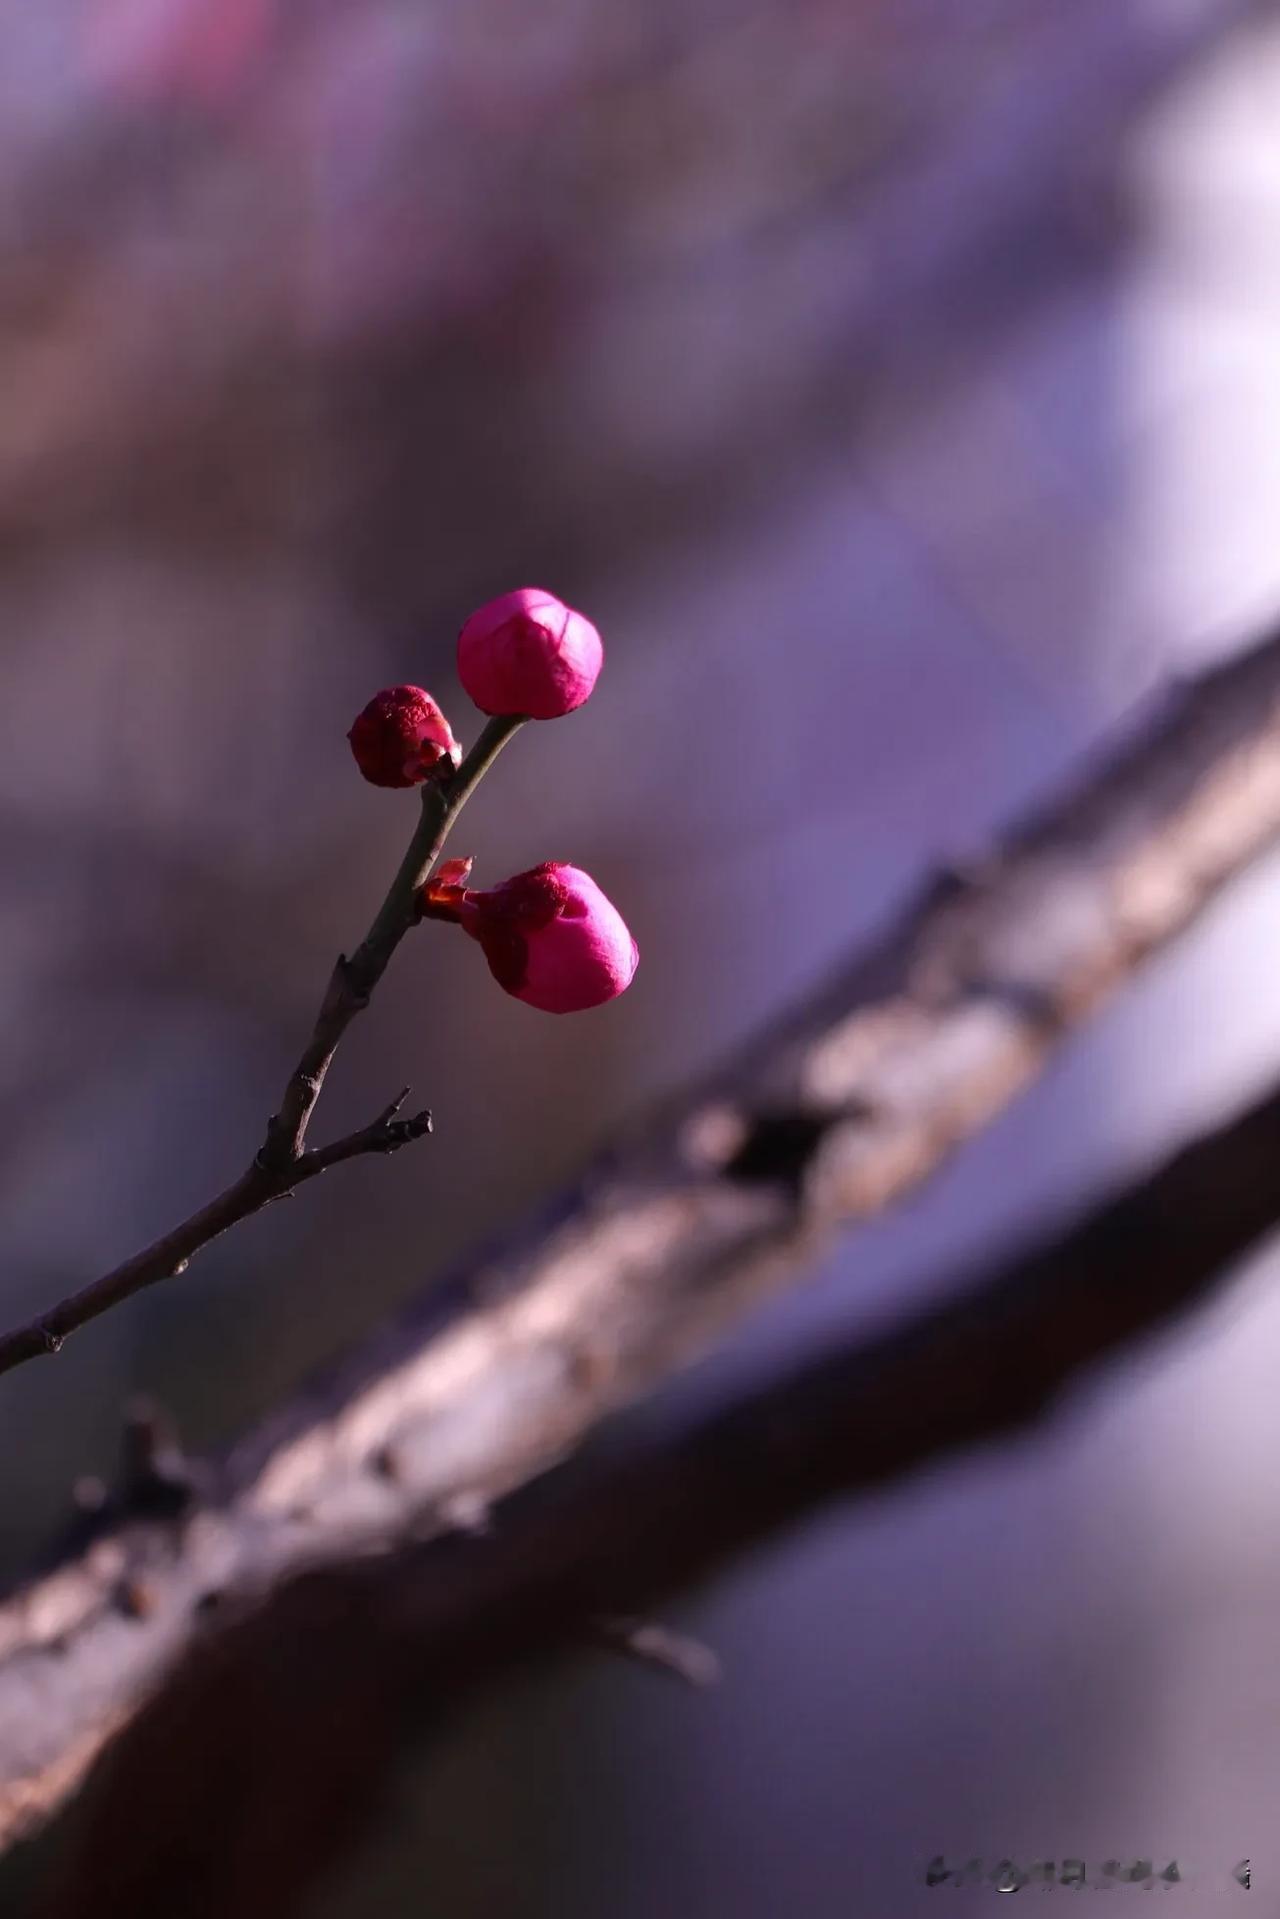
7,624,1280,1882
40,1067,1280,1919
0,716,522,1379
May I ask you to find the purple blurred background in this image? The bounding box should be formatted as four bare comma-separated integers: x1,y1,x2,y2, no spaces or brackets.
2,0,1280,1910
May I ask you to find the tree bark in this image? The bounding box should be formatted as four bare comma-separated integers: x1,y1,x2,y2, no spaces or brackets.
39,1066,1280,1918
6,623,1280,1881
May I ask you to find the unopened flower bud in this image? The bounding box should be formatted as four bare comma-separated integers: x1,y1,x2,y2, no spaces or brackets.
459,862,637,1013
348,686,460,788
457,589,602,720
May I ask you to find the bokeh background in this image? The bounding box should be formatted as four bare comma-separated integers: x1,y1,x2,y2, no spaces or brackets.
3,0,1280,1909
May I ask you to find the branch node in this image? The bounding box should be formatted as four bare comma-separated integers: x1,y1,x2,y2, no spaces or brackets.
334,952,372,1012
382,1109,433,1151
958,971,1066,1037
120,1398,203,1518
591,1615,722,1688
113,1577,155,1622
722,1102,872,1189
436,1490,492,1537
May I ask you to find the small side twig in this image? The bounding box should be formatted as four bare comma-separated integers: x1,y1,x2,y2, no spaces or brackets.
0,1088,434,1377
272,1090,434,1179
0,715,523,1382
590,1615,722,1688
260,713,522,1170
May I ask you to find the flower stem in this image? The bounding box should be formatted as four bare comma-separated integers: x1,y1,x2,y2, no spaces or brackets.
261,713,526,1168
350,714,524,998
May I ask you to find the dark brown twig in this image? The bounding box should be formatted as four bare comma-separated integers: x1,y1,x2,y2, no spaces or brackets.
258,715,521,1168
0,1096,434,1376
0,716,522,1382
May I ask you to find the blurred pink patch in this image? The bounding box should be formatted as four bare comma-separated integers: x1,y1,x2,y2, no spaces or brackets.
85,0,274,108
460,862,638,1014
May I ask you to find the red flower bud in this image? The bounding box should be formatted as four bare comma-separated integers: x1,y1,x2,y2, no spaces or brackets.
459,862,637,1013
457,589,602,720
348,686,460,788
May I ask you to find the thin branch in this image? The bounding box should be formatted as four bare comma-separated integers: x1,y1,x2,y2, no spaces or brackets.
0,1095,433,1375
0,715,523,1382
6,622,1280,1865
294,1090,434,1175
260,714,522,1168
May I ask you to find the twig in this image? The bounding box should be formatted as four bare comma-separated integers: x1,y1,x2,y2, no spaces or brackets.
0,716,522,1381
259,714,521,1168
6,622,1280,1866
589,1615,722,1688
0,1098,433,1375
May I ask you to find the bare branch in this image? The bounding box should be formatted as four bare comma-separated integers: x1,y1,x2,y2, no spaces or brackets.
5,623,1280,1865
0,716,522,1382
33,1053,1280,1919
259,714,521,1168
0,1096,433,1377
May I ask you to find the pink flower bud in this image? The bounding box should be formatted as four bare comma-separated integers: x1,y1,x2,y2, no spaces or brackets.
459,862,637,1013
348,686,460,788
457,589,603,720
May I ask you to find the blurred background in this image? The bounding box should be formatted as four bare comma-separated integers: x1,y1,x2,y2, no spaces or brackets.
2,0,1280,1909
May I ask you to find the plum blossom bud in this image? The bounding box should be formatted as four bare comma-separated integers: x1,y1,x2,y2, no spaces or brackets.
458,862,637,1013
457,589,602,720
348,686,460,788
